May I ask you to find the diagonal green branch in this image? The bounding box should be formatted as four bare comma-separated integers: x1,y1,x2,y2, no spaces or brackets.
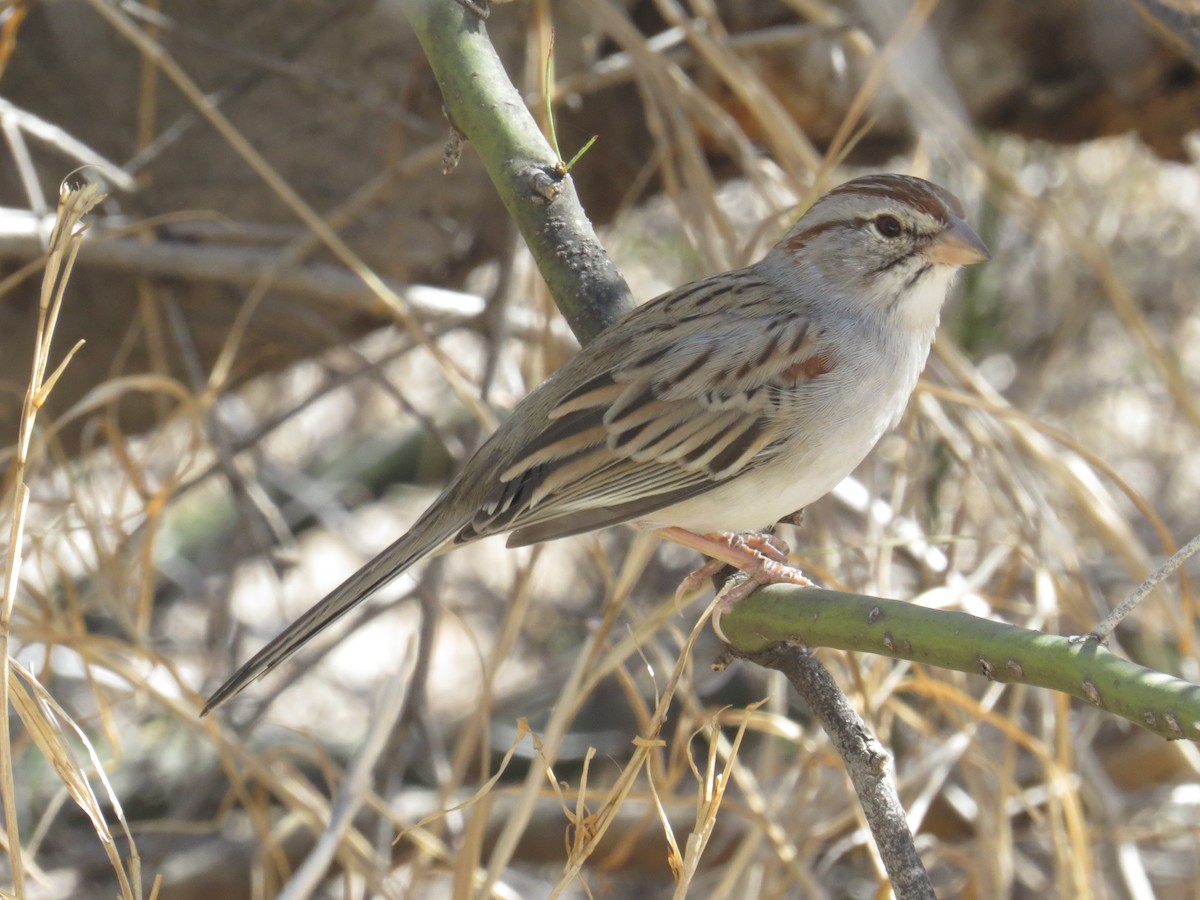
397,0,633,345
719,584,1200,742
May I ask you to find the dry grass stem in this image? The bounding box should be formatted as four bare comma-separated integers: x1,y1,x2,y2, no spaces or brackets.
1,180,103,899
83,0,496,431
4,3,1199,896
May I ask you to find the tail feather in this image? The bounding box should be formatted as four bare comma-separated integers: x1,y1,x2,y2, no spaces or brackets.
202,523,451,715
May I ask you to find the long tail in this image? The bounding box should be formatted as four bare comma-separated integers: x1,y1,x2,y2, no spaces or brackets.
201,521,452,715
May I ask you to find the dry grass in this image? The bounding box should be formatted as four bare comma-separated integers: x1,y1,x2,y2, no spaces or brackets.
2,2,1200,899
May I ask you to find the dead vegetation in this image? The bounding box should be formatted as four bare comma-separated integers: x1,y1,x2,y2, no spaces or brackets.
1,1,1199,898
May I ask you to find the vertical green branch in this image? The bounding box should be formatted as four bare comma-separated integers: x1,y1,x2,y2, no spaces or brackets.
397,0,631,345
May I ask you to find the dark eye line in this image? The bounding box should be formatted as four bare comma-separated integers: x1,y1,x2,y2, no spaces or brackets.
852,214,905,238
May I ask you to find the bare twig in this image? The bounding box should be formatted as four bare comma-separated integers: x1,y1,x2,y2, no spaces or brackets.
735,645,934,900
0,96,137,193
84,0,496,427
1123,0,1200,60
0,213,571,343
1088,531,1200,644
277,637,416,899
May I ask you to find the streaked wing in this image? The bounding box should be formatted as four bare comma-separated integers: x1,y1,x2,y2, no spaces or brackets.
455,272,836,547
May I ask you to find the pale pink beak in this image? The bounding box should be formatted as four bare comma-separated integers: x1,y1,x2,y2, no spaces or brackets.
927,216,990,266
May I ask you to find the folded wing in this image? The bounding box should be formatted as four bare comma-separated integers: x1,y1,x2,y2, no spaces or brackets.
457,277,835,546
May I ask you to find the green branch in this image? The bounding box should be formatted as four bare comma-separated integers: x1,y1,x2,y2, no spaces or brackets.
396,0,633,345
719,585,1200,742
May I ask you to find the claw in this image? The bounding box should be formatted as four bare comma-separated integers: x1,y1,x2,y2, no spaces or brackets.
675,557,729,603
711,553,813,641
710,573,754,642
659,527,814,639
455,0,491,18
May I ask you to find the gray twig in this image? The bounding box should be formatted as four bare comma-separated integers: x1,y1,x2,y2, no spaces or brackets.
1088,530,1200,643
737,645,934,899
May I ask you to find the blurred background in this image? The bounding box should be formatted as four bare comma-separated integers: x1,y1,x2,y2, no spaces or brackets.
2,0,1199,896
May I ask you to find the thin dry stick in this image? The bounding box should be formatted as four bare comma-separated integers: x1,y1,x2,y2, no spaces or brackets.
815,0,939,185
742,645,934,900
82,0,495,430
1089,531,1200,643
0,180,101,899
652,0,821,175
0,96,137,193
277,642,415,900
546,592,724,898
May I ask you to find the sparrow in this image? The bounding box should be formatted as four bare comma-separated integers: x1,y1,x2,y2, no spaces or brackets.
203,173,989,713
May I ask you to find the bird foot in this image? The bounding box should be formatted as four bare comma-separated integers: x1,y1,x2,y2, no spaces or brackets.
660,528,813,635
709,563,813,642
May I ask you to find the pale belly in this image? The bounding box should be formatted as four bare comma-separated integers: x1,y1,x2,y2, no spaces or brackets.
634,391,899,534
631,317,931,536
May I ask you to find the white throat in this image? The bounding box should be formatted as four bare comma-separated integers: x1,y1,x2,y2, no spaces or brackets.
891,265,957,333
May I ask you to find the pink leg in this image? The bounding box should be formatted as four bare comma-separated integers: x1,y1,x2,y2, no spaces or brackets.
659,528,813,638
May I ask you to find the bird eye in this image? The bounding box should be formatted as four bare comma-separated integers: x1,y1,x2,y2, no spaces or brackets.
873,215,903,238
